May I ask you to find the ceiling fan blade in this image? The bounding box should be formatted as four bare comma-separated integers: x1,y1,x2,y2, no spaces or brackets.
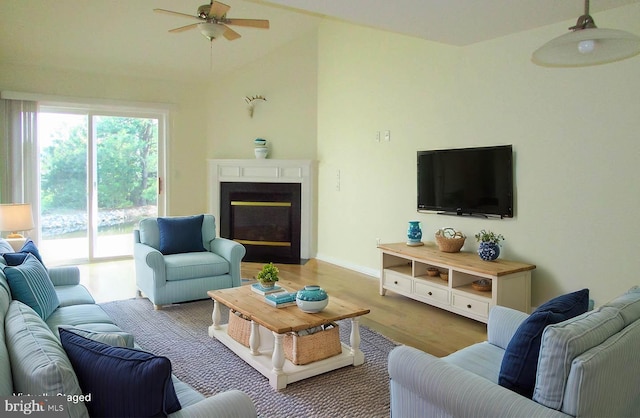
209,1,231,18
154,9,201,21
225,19,270,29
222,25,242,41
169,23,199,33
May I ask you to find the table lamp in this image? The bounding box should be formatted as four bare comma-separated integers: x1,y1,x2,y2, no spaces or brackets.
0,203,35,238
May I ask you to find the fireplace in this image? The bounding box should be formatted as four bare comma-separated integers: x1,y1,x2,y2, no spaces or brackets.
208,159,315,264
220,182,301,263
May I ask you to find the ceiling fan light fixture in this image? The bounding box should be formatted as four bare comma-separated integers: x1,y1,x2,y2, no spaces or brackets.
532,0,640,67
155,1,269,43
198,22,227,40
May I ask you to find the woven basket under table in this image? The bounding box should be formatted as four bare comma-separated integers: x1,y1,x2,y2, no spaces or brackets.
229,312,342,365
284,323,342,365
228,311,251,347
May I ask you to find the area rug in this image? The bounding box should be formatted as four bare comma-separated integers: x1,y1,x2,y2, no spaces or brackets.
100,298,398,418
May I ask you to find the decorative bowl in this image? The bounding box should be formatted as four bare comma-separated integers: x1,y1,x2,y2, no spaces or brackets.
254,138,267,146
426,268,439,277
439,272,449,282
472,279,492,292
296,285,329,313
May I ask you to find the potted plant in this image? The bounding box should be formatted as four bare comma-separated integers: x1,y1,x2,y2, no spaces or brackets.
256,262,279,288
474,230,505,261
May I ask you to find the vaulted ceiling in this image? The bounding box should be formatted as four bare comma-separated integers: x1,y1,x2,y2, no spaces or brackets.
1,0,638,81
266,0,639,45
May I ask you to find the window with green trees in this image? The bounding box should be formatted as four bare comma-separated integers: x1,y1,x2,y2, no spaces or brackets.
38,109,163,262
40,116,157,213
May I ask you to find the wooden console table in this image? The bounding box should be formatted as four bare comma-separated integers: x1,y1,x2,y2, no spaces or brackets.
378,242,535,323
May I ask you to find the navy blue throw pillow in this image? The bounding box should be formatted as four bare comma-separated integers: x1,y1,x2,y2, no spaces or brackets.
20,239,46,267
2,239,46,268
498,288,589,398
2,252,29,266
157,215,206,255
59,328,181,417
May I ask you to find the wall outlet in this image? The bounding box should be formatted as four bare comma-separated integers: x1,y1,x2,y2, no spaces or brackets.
376,131,381,142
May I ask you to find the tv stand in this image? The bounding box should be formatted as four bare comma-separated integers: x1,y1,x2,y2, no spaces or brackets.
378,242,535,323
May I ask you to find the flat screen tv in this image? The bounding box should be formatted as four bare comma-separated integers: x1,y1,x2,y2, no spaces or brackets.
417,145,513,218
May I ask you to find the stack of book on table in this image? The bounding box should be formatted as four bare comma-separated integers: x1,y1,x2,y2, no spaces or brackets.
264,292,297,308
250,283,297,308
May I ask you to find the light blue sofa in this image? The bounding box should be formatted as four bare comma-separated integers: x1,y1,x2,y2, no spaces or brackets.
388,287,640,418
1,238,256,417
134,215,246,309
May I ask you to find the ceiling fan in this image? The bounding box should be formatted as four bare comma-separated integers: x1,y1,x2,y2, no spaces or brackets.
154,1,270,42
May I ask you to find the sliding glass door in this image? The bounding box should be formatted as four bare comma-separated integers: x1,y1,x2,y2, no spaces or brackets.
38,108,164,263
93,115,159,258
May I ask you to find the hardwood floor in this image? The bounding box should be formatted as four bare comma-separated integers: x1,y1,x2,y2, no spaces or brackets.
81,258,487,357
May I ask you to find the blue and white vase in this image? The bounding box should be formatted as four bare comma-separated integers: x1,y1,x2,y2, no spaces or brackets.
254,138,268,159
406,221,423,246
296,285,329,313
478,242,500,261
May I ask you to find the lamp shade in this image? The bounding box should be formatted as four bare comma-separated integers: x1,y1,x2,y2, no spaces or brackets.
533,27,640,67
0,203,35,238
198,22,227,40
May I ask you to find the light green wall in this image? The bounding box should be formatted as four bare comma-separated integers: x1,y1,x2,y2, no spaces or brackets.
0,31,319,217
0,64,209,215
206,31,318,160
316,4,640,307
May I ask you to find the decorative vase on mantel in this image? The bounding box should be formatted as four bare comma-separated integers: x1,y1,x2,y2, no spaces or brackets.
254,138,268,159
406,221,424,246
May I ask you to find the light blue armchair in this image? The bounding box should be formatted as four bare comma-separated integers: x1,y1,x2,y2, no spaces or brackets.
133,215,246,309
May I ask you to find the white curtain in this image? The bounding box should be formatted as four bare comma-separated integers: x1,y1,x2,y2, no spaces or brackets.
0,98,40,242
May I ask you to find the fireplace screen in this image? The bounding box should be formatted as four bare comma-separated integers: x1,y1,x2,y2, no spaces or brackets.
231,201,292,246
220,182,301,263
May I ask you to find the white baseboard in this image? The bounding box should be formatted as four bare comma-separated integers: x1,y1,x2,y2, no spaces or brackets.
314,253,380,279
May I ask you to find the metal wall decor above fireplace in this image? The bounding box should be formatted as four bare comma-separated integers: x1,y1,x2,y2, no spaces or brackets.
220,182,302,263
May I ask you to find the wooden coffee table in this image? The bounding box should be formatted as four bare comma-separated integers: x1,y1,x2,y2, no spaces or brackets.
207,282,370,390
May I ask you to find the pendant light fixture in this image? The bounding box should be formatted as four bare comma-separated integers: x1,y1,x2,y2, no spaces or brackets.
532,0,640,67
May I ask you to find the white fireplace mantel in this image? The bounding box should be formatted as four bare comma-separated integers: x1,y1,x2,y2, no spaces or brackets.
207,159,316,260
